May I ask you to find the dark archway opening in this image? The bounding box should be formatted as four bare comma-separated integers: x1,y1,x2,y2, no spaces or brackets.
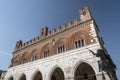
51,68,64,80
9,76,13,80
74,62,96,80
33,71,42,80
19,74,26,80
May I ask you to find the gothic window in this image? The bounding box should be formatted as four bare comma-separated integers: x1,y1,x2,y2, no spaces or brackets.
21,53,27,64
31,50,37,61
69,31,90,50
81,39,85,46
54,38,67,54
57,45,65,54
31,53,37,61
42,43,52,58
44,50,49,58
74,39,85,49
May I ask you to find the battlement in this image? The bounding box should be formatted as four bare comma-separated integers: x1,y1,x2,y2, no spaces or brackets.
14,6,92,52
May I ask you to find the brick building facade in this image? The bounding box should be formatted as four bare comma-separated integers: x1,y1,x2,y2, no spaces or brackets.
4,6,117,80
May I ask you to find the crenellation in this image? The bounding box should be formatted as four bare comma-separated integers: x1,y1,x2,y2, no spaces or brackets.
73,18,79,26
14,36,41,51
61,24,67,31
37,36,39,40
48,31,52,36
67,21,72,28
52,28,57,35
27,40,31,45
33,38,36,41
56,26,61,32
35,36,39,41
31,37,37,43
23,43,26,46
26,41,29,45
40,26,48,38
30,40,32,43
14,40,23,50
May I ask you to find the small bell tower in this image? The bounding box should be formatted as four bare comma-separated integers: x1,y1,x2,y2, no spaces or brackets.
79,6,92,22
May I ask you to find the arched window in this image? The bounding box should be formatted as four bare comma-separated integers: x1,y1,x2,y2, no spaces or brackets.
21,52,27,64
42,43,52,58
74,39,85,48
54,38,67,54
68,31,90,50
44,50,49,58
57,45,65,54
31,50,37,61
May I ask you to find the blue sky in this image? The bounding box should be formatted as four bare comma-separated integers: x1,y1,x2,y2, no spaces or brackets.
0,0,120,79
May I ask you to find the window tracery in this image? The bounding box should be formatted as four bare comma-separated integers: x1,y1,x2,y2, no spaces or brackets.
68,31,90,49
44,50,49,58
31,50,37,61
21,52,27,64
74,39,85,48
42,43,52,58
54,38,67,54
57,45,65,53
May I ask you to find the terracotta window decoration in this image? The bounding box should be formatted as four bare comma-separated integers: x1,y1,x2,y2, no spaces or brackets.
74,39,85,48
31,50,37,61
21,53,27,64
57,45,65,53
44,50,49,58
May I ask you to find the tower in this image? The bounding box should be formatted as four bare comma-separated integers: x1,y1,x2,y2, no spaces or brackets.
79,6,92,22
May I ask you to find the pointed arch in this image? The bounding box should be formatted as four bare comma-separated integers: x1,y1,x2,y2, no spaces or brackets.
21,52,28,64
19,73,26,80
51,67,65,80
30,49,38,61
73,61,96,80
54,37,68,54
48,66,65,80
8,76,14,80
31,70,43,80
41,43,52,58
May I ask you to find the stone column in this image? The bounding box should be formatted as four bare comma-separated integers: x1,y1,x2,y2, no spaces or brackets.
65,76,74,80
